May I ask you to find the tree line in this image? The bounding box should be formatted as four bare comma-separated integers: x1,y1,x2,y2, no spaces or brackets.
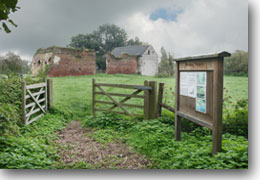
157,49,248,77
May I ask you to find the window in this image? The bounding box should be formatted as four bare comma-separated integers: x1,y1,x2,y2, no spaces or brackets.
148,50,150,55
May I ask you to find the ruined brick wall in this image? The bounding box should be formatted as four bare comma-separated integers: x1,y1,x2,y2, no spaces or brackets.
31,47,96,77
106,53,138,74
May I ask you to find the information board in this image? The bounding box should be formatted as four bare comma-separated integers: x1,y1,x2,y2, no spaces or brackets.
180,72,207,113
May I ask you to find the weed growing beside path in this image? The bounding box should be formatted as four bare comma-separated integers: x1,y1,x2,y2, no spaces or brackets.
83,113,248,169
0,108,72,169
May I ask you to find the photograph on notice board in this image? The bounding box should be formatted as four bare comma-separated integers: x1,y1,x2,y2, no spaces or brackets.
196,98,206,113
196,86,206,99
197,72,206,86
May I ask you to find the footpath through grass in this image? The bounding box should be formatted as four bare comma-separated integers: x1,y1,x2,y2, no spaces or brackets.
52,74,248,169
0,74,248,169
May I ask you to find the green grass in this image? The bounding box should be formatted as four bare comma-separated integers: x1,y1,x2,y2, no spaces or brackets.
52,74,248,118
224,75,248,100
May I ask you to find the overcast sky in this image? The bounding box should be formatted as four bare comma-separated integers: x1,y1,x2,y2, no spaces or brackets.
0,0,248,61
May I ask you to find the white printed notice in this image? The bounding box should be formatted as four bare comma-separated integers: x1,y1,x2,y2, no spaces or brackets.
180,72,197,98
180,72,207,113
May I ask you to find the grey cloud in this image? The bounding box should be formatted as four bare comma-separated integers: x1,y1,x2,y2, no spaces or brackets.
0,0,248,60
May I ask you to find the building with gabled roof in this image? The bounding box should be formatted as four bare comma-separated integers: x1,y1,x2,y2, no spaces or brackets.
106,45,158,76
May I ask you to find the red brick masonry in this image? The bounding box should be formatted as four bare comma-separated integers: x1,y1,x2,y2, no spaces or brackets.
106,53,138,74
31,47,96,77
48,52,96,77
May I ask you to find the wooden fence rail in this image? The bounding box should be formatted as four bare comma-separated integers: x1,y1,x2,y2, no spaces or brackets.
92,79,157,119
21,79,53,125
157,82,175,117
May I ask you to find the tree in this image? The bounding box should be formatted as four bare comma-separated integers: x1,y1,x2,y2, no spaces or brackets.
224,50,248,76
127,37,144,46
69,24,128,54
0,52,29,75
92,24,128,54
69,34,100,51
0,0,19,33
68,24,144,71
158,47,175,77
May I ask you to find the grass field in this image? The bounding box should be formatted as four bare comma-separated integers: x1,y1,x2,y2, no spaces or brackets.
52,74,248,118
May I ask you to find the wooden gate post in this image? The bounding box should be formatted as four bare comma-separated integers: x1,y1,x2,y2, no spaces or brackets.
144,80,149,120
21,81,26,124
157,83,164,117
47,79,53,109
149,81,157,119
45,79,48,111
92,78,96,117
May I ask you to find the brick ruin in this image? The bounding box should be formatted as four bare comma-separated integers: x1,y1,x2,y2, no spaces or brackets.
106,53,139,74
31,46,96,77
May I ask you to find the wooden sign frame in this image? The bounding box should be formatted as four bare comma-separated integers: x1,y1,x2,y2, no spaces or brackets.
173,52,231,154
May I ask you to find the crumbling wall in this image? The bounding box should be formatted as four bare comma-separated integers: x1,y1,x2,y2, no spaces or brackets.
31,47,96,77
106,53,138,74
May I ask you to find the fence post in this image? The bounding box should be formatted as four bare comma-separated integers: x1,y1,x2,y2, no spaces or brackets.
21,81,26,125
92,78,96,117
47,79,53,109
144,80,149,120
149,81,157,119
157,83,164,117
45,79,48,111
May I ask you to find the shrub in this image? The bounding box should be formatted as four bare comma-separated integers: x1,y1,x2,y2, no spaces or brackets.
223,99,248,137
0,74,45,136
0,136,57,169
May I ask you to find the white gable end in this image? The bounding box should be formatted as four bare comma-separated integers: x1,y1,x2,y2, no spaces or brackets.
139,45,159,76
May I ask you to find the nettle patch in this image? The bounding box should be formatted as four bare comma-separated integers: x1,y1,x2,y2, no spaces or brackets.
83,113,248,169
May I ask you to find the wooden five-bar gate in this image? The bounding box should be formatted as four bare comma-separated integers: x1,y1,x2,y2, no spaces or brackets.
21,79,53,125
92,79,157,120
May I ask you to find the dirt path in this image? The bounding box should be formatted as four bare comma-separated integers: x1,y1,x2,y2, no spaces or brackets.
56,121,151,169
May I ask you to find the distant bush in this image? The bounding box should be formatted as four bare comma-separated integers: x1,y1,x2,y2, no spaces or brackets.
223,99,248,138
157,47,175,77
0,52,30,75
224,50,248,76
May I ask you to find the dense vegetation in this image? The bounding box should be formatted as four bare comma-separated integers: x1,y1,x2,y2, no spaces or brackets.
83,113,248,169
0,74,248,169
224,50,248,76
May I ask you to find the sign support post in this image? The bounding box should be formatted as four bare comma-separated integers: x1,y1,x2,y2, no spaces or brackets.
173,52,231,154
